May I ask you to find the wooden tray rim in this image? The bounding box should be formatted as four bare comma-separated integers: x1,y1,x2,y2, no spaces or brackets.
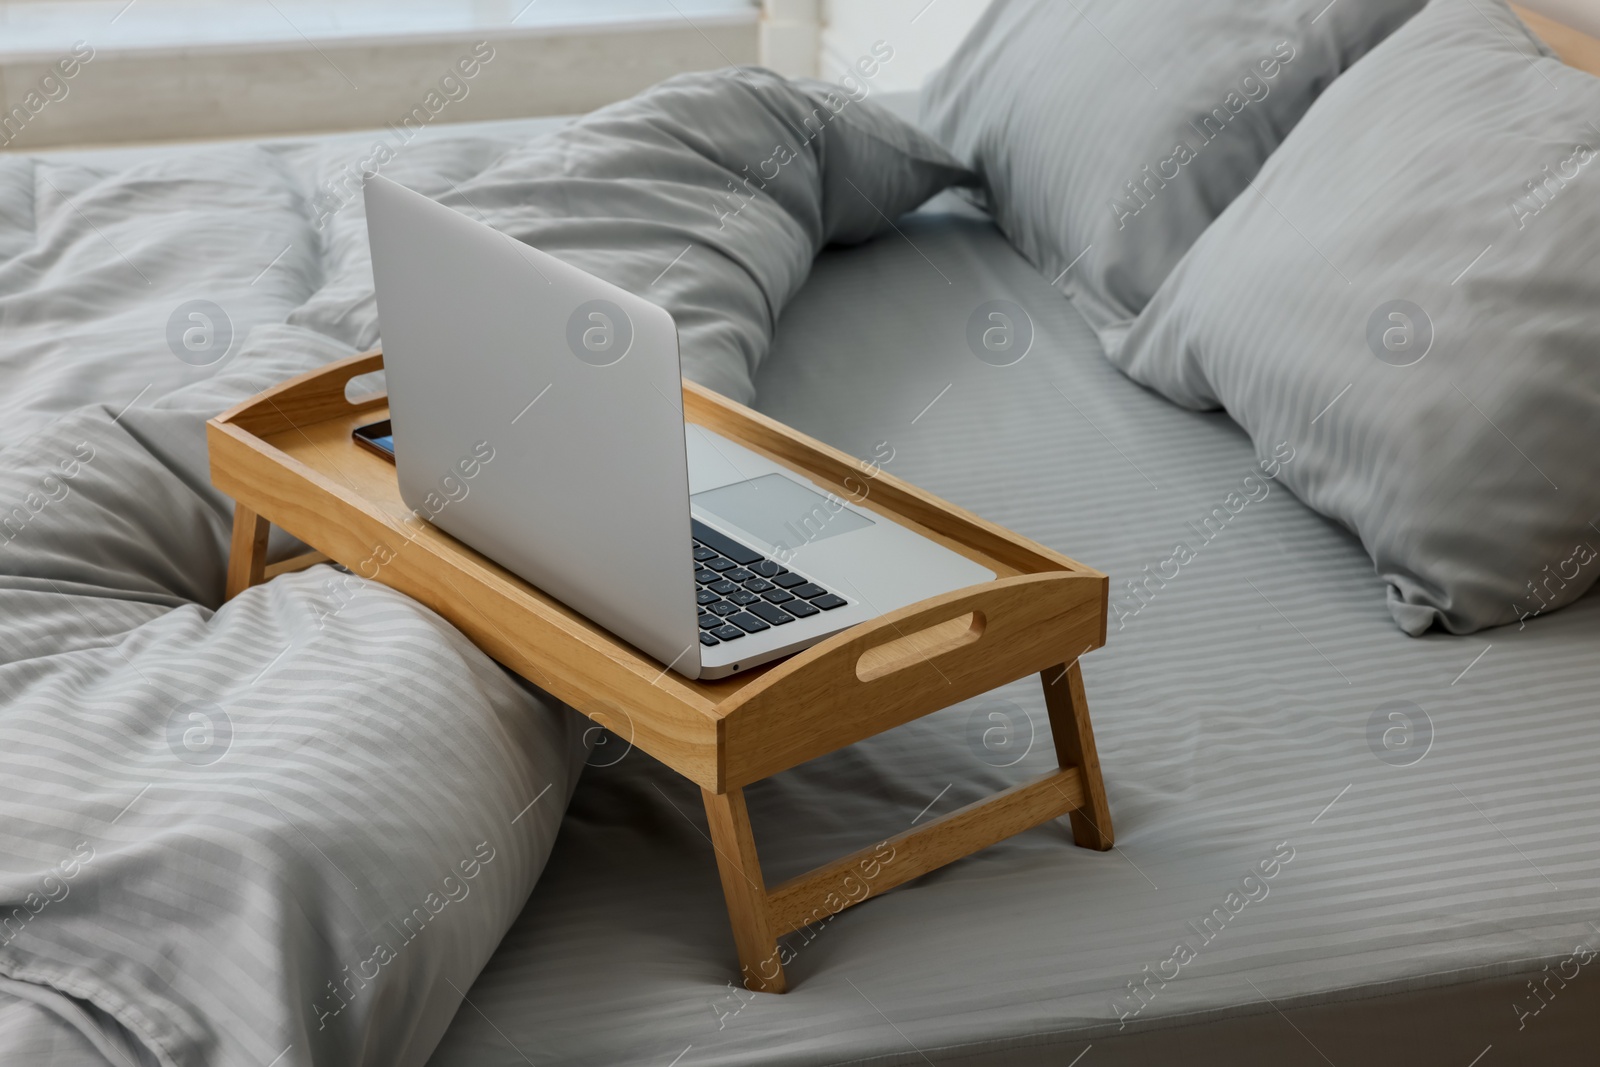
208,351,1109,786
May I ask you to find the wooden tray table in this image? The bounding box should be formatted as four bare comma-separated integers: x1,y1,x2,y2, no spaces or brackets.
207,351,1113,993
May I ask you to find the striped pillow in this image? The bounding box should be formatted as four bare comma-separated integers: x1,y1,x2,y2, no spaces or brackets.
1111,0,1600,635
920,0,1424,354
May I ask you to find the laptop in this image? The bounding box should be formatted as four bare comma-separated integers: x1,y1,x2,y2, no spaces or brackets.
363,176,994,680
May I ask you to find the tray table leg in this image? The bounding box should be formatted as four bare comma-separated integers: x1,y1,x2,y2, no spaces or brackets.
225,503,271,601
702,787,787,994
702,662,1113,993
1041,660,1114,850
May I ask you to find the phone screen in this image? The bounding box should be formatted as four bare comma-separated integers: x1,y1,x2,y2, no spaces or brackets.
353,419,395,460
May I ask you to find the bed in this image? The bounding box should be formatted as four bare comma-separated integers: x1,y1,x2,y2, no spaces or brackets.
4,3,1600,1065
417,191,1600,1067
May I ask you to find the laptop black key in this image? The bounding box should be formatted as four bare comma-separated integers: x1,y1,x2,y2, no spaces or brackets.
728,611,770,633
691,519,763,566
699,632,720,646
687,527,846,629
748,601,794,626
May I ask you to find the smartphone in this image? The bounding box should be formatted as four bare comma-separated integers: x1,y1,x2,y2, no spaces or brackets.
352,419,396,463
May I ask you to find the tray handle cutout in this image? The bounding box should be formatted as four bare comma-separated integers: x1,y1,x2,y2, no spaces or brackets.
855,610,985,682
217,350,388,438
344,367,388,405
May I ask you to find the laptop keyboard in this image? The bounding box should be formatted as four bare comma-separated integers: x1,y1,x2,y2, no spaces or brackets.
691,519,847,647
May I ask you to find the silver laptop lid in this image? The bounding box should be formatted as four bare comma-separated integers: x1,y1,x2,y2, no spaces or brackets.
364,176,702,677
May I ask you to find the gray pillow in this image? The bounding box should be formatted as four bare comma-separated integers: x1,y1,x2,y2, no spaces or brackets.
919,0,1424,353
450,67,972,404
1111,0,1600,635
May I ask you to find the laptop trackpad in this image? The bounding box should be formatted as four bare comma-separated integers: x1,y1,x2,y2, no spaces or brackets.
691,473,873,554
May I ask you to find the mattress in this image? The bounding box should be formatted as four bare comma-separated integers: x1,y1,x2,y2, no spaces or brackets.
423,199,1600,1065
10,111,1599,1066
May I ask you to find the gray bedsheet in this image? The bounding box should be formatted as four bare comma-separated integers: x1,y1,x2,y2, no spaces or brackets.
422,200,1600,1065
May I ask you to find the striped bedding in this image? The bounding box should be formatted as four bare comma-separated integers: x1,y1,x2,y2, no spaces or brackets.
0,121,591,1066
421,197,1600,1065
5,108,1598,1067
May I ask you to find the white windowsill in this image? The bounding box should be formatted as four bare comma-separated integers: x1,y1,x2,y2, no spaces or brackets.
0,0,760,149
0,0,757,61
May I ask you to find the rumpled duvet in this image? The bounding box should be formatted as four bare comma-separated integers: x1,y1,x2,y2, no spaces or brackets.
0,68,967,1066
